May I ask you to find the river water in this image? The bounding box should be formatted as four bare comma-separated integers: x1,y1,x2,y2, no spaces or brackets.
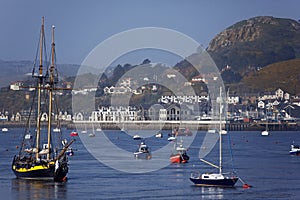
1,128,300,199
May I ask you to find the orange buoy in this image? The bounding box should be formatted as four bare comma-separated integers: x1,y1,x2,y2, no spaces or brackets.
243,183,251,189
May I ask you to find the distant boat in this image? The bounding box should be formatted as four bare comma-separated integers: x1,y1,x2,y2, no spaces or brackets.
220,130,227,135
89,124,96,137
96,128,102,132
53,127,60,132
134,141,151,160
261,130,269,136
168,128,177,141
66,148,74,156
1,127,8,132
63,139,74,156
262,105,270,136
89,133,95,137
208,129,217,134
167,136,176,142
24,133,32,140
190,87,239,187
81,124,87,134
121,123,126,132
12,18,75,182
133,134,141,140
173,127,192,136
155,131,163,138
70,131,78,137
182,128,192,136
170,139,189,163
289,144,300,155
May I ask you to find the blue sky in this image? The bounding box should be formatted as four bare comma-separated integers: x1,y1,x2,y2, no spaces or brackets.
1,0,299,66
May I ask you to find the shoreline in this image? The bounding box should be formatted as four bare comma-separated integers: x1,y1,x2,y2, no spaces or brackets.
1,120,299,131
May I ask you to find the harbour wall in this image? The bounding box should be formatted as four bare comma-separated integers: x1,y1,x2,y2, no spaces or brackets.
69,121,299,131
1,121,299,131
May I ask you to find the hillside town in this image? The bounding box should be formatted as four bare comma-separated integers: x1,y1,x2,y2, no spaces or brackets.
4,74,300,131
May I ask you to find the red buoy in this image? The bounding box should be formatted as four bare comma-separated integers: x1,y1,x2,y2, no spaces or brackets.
243,183,251,189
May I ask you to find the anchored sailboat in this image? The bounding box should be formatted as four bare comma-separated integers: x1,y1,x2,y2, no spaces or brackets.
190,87,238,187
12,17,74,182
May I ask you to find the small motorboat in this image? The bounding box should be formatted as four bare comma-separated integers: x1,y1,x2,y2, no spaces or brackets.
155,132,163,138
134,141,151,160
173,127,193,136
24,133,32,140
89,133,95,137
53,127,60,132
208,129,217,134
208,129,227,134
167,135,176,141
170,142,189,163
261,120,269,136
290,144,300,155
133,134,141,140
2,127,8,132
70,131,78,137
261,130,269,136
66,147,74,156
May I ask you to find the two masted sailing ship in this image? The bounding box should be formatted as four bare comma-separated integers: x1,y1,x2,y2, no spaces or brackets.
12,17,74,182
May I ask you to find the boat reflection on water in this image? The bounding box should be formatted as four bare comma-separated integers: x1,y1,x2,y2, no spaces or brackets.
200,187,225,199
11,179,67,200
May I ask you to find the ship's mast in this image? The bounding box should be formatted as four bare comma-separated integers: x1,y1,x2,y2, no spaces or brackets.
35,17,45,160
47,25,56,160
219,87,222,174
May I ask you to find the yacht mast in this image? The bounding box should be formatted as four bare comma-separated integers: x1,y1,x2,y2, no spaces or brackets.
219,87,222,174
35,17,45,160
47,25,55,160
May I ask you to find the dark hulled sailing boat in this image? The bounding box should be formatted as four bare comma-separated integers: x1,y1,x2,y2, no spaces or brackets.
190,88,238,187
12,17,74,182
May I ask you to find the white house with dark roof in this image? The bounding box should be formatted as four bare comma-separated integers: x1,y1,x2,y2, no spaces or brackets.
275,88,284,99
258,100,265,108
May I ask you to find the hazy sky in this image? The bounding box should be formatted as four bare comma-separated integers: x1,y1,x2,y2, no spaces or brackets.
1,0,299,66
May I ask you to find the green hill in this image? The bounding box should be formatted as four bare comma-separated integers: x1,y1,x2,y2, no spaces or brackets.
241,59,300,94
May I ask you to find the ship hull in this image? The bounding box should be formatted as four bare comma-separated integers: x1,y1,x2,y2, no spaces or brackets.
12,158,68,182
12,166,55,180
189,177,238,187
290,151,300,155
170,154,189,163
134,152,151,160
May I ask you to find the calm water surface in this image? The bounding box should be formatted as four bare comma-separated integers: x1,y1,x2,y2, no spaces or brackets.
1,128,300,199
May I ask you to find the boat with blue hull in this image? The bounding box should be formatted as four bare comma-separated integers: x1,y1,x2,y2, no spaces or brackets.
190,87,239,187
190,172,238,187
290,144,300,155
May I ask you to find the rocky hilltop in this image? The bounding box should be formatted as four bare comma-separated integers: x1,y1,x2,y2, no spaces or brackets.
207,16,300,73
